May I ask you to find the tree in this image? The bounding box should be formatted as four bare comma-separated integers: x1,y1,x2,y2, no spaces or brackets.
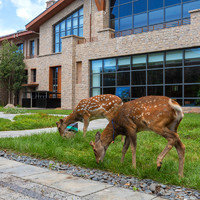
0,40,27,105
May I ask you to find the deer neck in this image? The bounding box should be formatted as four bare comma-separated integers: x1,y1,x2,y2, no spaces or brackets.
63,112,77,126
100,121,117,149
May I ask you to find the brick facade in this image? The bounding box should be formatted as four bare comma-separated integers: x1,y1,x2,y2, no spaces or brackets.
0,0,200,109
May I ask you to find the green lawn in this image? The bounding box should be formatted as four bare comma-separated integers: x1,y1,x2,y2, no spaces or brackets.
0,113,199,190
0,106,72,115
0,113,63,131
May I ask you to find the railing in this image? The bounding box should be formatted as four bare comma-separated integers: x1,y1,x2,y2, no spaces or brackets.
113,18,191,38
77,37,98,44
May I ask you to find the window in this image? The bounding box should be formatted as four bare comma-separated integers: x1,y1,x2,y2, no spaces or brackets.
110,0,200,35
54,7,83,53
30,40,35,57
17,43,23,53
91,47,200,106
31,69,36,82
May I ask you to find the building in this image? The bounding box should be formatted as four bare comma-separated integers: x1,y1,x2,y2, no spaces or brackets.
0,0,200,108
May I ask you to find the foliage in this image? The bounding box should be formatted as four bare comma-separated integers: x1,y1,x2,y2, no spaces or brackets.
3,107,27,114
0,113,199,190
0,113,63,131
0,106,72,115
0,40,27,104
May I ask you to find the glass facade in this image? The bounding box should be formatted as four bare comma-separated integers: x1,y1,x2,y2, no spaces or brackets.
17,43,23,53
90,47,200,106
110,0,200,33
54,7,83,53
30,41,35,57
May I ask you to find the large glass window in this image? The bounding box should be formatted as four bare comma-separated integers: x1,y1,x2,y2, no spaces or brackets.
54,7,83,53
91,47,200,105
110,0,200,35
30,40,35,57
17,43,23,53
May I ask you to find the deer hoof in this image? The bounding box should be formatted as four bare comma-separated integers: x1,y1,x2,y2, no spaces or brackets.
157,162,162,171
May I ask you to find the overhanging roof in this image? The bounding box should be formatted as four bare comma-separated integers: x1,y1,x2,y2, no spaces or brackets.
26,0,75,32
0,31,36,42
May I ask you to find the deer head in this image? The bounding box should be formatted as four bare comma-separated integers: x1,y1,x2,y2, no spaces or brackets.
56,119,66,137
90,131,106,163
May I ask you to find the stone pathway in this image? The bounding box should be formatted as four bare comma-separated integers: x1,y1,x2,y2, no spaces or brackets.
0,157,163,200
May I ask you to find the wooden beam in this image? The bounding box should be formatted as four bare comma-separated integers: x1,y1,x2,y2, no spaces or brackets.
94,0,105,11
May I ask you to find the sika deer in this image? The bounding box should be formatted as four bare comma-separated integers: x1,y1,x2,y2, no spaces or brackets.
56,94,123,137
90,96,185,177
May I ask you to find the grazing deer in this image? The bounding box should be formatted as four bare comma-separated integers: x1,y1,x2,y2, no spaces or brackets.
56,94,123,137
90,96,185,177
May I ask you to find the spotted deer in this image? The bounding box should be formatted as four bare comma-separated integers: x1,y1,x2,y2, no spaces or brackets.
90,96,185,177
56,94,123,137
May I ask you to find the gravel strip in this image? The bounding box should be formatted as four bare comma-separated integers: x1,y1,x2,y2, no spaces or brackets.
0,151,199,200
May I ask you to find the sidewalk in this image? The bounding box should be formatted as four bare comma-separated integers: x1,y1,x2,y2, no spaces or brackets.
0,118,109,138
0,157,163,200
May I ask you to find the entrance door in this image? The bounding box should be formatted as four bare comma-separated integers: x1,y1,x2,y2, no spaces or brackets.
49,66,61,98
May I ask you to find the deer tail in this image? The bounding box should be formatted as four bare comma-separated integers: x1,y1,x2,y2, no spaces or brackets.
169,99,184,121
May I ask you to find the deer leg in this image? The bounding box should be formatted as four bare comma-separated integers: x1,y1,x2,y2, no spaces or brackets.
121,136,130,163
174,138,185,177
83,114,90,137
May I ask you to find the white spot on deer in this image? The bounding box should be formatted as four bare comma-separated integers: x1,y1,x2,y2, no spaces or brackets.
154,105,157,108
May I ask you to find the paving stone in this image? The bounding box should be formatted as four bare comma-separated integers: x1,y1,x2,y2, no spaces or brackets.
83,187,155,200
51,177,113,197
0,164,48,177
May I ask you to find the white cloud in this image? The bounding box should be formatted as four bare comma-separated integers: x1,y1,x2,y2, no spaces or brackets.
0,28,17,37
0,0,3,9
10,0,46,21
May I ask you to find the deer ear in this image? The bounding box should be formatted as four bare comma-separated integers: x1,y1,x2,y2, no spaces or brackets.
59,119,64,123
90,141,95,147
95,131,101,142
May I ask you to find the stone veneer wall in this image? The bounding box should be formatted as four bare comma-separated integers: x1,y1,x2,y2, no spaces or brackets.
22,0,200,109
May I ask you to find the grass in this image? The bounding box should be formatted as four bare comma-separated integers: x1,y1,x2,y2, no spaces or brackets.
0,106,72,115
0,113,199,190
0,113,63,131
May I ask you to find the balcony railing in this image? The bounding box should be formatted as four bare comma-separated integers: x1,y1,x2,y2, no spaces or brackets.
113,18,190,38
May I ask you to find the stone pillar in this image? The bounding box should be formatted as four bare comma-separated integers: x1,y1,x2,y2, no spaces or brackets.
98,28,115,41
190,9,200,25
61,35,80,109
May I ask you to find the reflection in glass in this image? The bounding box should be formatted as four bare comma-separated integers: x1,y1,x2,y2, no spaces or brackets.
148,70,163,84
92,88,101,96
104,59,116,72
132,87,146,97
148,53,164,68
185,48,200,65
92,74,102,87
148,0,163,11
166,50,183,67
184,99,200,106
117,72,130,85
133,0,147,14
120,16,132,31
183,0,200,18
103,87,115,95
166,85,182,97
165,0,181,7
118,57,131,71
165,5,181,21
149,9,164,25
132,55,146,70
148,86,163,95
116,87,130,99
184,67,200,83
120,3,132,18
110,6,118,19
184,85,200,97
165,68,182,84
103,73,115,86
134,13,147,28
111,0,119,7
111,20,119,31
132,71,146,85
92,60,102,73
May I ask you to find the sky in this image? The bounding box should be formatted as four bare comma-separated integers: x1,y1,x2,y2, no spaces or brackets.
0,0,47,37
